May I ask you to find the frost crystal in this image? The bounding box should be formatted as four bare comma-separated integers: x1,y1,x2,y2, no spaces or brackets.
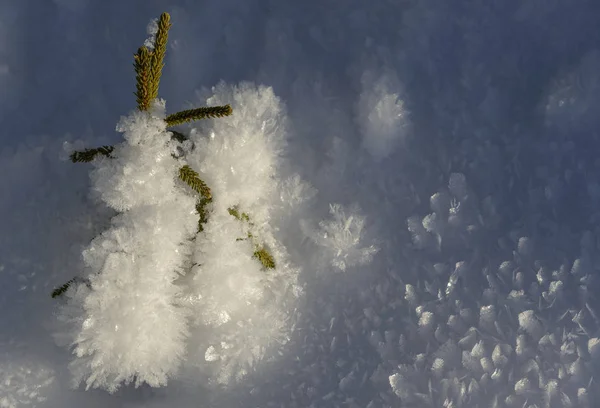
303,203,379,271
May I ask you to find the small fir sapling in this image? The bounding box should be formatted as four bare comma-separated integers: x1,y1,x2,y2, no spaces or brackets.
51,12,277,392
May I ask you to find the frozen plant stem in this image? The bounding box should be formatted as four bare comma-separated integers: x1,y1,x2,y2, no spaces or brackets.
228,205,276,269
69,146,114,163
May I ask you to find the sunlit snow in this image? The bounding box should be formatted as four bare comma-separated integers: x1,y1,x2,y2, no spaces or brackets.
1,0,600,407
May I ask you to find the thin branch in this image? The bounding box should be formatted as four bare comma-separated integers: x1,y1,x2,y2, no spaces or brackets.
133,46,152,111
148,12,171,102
165,105,232,127
178,165,212,199
70,146,115,163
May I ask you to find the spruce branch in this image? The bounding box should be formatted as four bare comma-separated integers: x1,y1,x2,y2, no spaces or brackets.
195,196,212,233
148,12,171,102
227,206,250,222
51,276,91,298
51,279,75,298
70,146,115,163
133,46,152,111
253,246,276,270
178,165,212,199
228,206,276,270
165,105,233,127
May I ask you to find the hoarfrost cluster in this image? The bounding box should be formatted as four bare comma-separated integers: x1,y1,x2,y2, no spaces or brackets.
52,83,318,393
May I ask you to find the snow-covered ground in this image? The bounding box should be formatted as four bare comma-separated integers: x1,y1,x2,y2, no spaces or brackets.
2,0,600,407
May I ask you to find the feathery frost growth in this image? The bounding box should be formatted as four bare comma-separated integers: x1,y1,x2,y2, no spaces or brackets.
52,13,304,393
61,101,198,392
301,203,379,272
384,170,600,407
0,347,56,408
178,81,304,385
356,69,410,161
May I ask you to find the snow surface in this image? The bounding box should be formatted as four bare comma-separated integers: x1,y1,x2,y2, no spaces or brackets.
2,0,600,407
